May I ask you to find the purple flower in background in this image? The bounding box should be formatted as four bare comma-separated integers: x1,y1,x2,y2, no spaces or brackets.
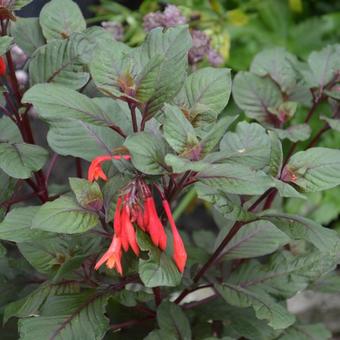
101,21,124,41
143,5,223,67
143,5,186,32
143,12,164,32
188,30,210,64
207,48,224,66
162,5,186,27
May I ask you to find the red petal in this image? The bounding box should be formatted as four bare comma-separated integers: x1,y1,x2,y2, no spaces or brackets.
120,208,130,252
147,197,167,250
124,206,140,256
87,155,113,182
162,200,187,272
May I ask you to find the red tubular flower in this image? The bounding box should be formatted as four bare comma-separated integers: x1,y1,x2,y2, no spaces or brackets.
88,154,131,182
95,235,123,275
88,155,113,182
121,205,140,256
0,57,6,76
145,197,167,251
162,200,187,273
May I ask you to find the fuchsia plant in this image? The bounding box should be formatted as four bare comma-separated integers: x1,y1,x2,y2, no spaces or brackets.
0,0,340,339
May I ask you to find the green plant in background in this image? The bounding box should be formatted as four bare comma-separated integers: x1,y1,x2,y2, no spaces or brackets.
0,0,340,339
91,0,340,69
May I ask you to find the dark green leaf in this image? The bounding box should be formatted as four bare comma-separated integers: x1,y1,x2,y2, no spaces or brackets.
0,142,48,179
163,104,198,154
157,301,191,340
11,17,45,55
137,230,181,288
124,132,168,175
39,0,86,41
175,67,232,126
219,122,272,170
215,283,295,330
219,220,289,260
283,147,340,192
0,206,52,242
18,291,110,340
69,178,103,210
261,211,339,253
29,35,91,89
32,195,99,234
232,72,282,124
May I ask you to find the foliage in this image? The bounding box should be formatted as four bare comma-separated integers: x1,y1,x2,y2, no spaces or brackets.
0,0,340,339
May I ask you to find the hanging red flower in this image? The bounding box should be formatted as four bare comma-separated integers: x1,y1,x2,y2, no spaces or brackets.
88,155,187,275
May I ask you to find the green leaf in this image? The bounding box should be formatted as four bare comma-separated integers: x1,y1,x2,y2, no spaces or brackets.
195,183,255,222
163,104,198,154
199,115,238,156
227,250,336,300
11,17,45,55
4,281,80,323
47,119,123,161
124,132,168,175
321,116,340,132
165,154,210,173
250,48,300,93
279,323,331,340
232,72,282,124
197,164,273,195
215,283,295,330
268,131,283,177
304,45,340,88
219,220,289,260
175,67,232,126
273,124,311,142
39,0,86,41
136,26,192,117
0,116,22,143
283,147,340,192
261,211,339,253
272,178,306,199
157,301,191,340
32,195,99,234
137,230,181,288
69,177,103,210
18,235,99,278
0,36,13,56
89,38,131,98
0,142,48,179
29,35,91,89
219,122,272,170
18,292,110,340
23,85,131,127
0,206,52,242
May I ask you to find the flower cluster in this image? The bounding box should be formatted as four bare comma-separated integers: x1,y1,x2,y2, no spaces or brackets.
143,5,223,67
88,154,187,275
101,21,124,41
143,5,186,31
